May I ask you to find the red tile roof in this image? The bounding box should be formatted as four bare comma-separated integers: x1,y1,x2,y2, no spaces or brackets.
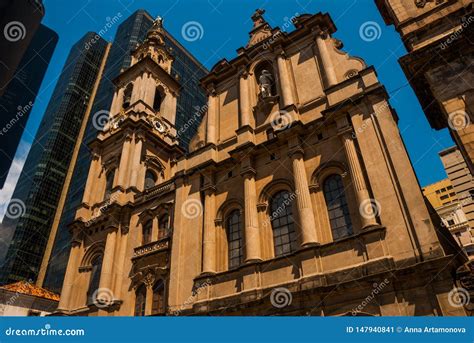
0,281,60,301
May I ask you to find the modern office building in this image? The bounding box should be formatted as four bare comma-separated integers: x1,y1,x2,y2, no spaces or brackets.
439,146,474,257
0,32,109,285
0,0,45,96
0,24,58,189
40,10,207,293
374,0,474,173
423,178,472,257
56,10,469,317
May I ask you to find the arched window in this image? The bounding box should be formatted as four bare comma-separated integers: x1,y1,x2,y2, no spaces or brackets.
145,170,157,190
152,280,165,315
87,255,102,305
122,83,133,109
270,191,297,257
104,169,115,201
153,87,164,112
158,214,169,239
142,220,152,245
134,284,146,316
226,210,243,269
323,174,353,240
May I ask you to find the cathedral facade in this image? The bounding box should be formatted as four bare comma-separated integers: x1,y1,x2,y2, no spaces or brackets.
55,10,469,316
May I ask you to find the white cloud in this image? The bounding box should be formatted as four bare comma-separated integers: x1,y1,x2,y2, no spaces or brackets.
0,140,31,223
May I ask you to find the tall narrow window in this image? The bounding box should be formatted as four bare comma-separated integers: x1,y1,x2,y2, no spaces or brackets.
153,87,163,112
104,169,115,201
226,210,243,269
142,220,152,245
158,214,169,239
270,191,297,257
323,174,353,240
134,284,146,316
123,83,133,109
87,255,103,305
145,170,157,189
151,280,165,315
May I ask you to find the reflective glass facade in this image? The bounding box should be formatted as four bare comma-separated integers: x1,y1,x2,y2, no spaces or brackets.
0,32,108,285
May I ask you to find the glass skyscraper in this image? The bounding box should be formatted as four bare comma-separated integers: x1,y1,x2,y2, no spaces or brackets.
42,10,208,293
0,24,58,189
0,32,109,285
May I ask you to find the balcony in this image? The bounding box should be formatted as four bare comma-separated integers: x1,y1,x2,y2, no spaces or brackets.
133,237,170,259
135,179,175,202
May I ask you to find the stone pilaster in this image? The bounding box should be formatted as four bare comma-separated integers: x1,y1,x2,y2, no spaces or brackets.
117,132,133,188
110,88,124,117
129,133,144,189
288,137,319,246
315,31,337,88
57,239,81,310
202,184,217,275
241,158,262,262
239,68,250,127
337,116,378,228
206,88,218,145
98,228,118,295
276,52,294,108
83,150,101,205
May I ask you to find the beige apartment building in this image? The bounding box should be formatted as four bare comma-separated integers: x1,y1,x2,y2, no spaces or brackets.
55,10,471,317
375,0,473,173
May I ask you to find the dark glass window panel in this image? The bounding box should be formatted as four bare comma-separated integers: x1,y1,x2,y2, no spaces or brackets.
142,220,152,245
104,169,115,201
270,191,297,257
226,210,243,269
134,284,146,316
145,170,157,189
152,280,165,315
323,174,353,240
158,214,169,239
87,255,103,305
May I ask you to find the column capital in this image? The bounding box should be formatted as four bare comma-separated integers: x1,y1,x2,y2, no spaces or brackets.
240,167,256,178
201,184,217,195
288,145,305,159
238,66,249,79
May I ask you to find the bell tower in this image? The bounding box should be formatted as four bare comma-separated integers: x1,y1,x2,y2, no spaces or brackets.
77,16,184,217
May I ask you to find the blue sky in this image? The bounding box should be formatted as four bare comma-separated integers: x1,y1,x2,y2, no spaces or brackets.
0,0,455,218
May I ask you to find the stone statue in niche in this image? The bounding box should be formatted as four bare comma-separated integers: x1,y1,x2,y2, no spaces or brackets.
259,69,274,98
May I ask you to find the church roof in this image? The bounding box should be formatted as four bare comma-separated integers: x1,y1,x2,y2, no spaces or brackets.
0,281,60,301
